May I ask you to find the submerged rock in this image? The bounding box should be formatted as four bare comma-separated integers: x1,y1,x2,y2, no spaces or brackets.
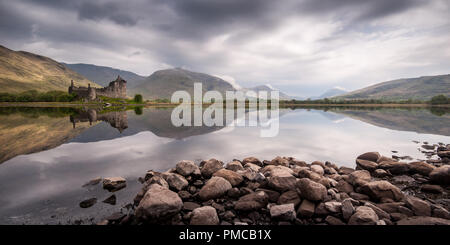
103,177,126,192
79,198,97,208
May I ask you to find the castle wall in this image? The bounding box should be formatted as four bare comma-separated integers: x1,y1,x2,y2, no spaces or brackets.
68,76,127,101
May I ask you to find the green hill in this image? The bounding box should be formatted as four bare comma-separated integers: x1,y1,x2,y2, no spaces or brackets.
130,68,235,100
335,74,450,101
0,45,100,93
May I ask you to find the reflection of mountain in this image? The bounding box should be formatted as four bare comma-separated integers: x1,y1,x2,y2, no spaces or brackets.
329,108,450,136
0,110,97,164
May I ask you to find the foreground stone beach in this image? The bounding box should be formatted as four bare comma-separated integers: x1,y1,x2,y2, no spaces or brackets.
96,143,450,225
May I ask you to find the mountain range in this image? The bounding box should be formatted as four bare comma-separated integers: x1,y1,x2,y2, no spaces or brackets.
1,44,449,101
335,75,450,101
0,45,99,93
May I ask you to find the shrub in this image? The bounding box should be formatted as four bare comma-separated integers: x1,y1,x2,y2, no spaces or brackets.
430,95,450,105
134,94,143,103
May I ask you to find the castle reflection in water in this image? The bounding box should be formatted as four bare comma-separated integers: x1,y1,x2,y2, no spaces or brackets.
70,109,128,133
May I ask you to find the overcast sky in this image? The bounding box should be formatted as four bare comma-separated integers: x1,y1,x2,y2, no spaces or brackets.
1,0,449,97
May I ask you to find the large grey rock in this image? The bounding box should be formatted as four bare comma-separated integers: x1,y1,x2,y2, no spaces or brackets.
268,176,297,192
356,159,378,172
296,178,327,202
408,161,435,176
405,196,431,216
360,181,404,202
234,191,269,211
136,184,183,220
357,152,381,162
270,203,296,221
226,161,244,172
348,170,371,187
348,206,379,225
297,199,315,217
176,160,201,176
199,176,232,201
213,169,244,186
165,173,188,191
429,165,450,185
190,206,220,225
201,159,224,178
103,177,126,192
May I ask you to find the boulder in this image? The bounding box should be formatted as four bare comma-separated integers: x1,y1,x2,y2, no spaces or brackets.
311,165,324,175
373,169,390,178
190,206,220,225
244,163,261,172
324,201,342,213
336,180,354,194
357,152,380,162
429,165,450,185
296,178,327,202
437,151,450,158
397,216,450,225
201,159,224,178
79,198,97,208
378,161,409,175
432,206,450,219
136,184,183,220
145,176,169,189
421,184,443,194
348,206,379,225
242,157,262,166
183,202,201,211
270,203,296,221
297,199,315,217
341,199,355,220
360,181,404,202
405,196,431,216
348,170,371,187
325,216,346,225
103,177,126,192
356,159,378,172
234,191,269,211
198,176,232,201
364,202,391,220
277,190,301,207
176,160,201,176
226,161,244,172
268,176,297,192
256,188,280,202
213,169,244,186
408,161,435,176
269,156,290,166
165,173,188,191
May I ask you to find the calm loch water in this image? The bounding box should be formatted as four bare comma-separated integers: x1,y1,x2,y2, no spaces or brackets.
0,106,449,224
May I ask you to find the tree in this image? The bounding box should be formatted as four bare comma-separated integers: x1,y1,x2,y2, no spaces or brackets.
134,94,143,103
430,95,449,105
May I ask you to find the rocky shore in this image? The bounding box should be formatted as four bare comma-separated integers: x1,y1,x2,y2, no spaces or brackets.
95,143,450,225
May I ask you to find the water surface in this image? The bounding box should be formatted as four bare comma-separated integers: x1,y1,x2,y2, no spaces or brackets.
0,106,449,224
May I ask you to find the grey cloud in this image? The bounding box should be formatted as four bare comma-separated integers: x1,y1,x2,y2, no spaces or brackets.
78,2,137,26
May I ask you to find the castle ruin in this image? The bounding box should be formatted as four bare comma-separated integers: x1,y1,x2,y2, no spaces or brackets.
69,76,127,101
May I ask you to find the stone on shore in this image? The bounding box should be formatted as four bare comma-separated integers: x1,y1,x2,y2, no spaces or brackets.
357,152,381,162
297,199,315,217
103,177,126,192
176,160,201,176
405,196,431,216
278,190,301,207
324,201,342,213
79,198,97,208
135,184,183,220
165,173,188,191
429,165,450,185
356,159,378,172
348,206,379,225
201,159,224,178
360,181,404,202
421,184,443,194
341,199,355,220
348,170,371,187
269,156,290,166
234,191,269,211
226,161,244,172
268,175,297,192
408,161,435,176
336,180,354,194
213,169,244,186
198,176,232,201
242,157,262,167
190,206,220,225
296,178,327,201
270,203,296,221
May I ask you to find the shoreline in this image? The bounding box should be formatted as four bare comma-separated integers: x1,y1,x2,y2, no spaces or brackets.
1,102,450,108
88,143,450,225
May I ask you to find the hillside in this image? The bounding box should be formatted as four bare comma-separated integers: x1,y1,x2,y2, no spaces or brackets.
130,68,235,100
241,85,293,100
335,74,450,101
63,63,147,90
0,45,100,93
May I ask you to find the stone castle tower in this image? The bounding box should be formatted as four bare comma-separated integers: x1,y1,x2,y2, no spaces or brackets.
69,76,127,101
